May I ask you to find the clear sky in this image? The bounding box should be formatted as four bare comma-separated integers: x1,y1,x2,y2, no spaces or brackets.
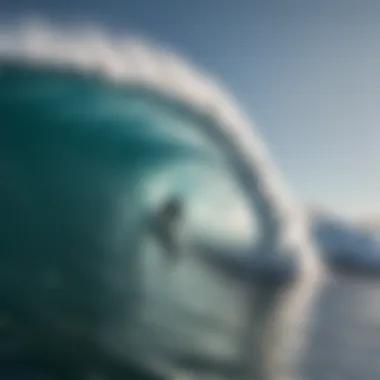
2,0,379,219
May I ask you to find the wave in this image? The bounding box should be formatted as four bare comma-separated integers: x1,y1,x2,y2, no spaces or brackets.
0,19,324,380
0,19,301,234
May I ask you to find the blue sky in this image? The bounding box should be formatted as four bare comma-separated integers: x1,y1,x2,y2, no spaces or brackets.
2,0,380,219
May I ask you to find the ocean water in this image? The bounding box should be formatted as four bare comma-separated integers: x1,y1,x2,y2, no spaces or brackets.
0,61,259,380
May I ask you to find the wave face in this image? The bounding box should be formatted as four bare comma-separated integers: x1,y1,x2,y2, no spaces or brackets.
0,22,323,380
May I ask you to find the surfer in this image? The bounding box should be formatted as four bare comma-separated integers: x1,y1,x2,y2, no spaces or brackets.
148,196,185,266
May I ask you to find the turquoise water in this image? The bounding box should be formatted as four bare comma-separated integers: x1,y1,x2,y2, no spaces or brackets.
0,63,260,379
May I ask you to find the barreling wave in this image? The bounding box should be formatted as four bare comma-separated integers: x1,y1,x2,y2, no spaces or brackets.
0,19,298,239
0,19,325,380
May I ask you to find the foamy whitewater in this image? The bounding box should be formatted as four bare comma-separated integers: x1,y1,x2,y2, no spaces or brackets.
0,20,325,380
